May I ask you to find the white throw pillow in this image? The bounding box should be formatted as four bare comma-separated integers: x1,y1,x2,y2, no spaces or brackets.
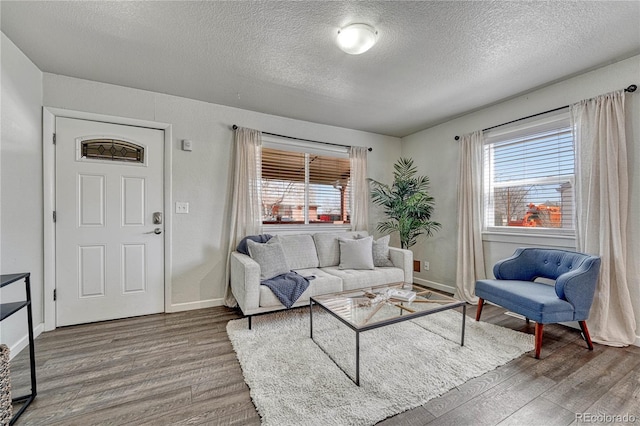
338,236,374,270
372,235,394,267
247,239,290,281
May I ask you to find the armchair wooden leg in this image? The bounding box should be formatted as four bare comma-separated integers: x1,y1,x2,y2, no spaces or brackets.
475,298,484,321
534,323,544,359
578,321,594,351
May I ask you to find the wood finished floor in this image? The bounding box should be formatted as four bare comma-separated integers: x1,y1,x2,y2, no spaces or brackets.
8,302,640,425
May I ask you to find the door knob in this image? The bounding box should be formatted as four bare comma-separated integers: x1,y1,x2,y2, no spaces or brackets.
145,228,162,235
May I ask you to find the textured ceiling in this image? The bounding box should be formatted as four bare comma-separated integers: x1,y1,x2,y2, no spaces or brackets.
2,1,639,137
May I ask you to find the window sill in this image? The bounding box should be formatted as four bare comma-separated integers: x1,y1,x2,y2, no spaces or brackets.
263,223,353,234
482,229,576,248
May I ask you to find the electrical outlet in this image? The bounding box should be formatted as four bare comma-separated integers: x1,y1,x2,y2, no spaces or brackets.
424,261,430,271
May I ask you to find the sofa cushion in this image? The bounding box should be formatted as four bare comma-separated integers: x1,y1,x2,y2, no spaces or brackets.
272,234,319,270
259,268,343,308
313,231,368,267
323,266,405,291
475,279,576,323
339,236,374,270
372,235,394,267
247,239,290,281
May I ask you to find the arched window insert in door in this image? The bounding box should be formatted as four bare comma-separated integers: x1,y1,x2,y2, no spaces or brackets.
81,138,145,163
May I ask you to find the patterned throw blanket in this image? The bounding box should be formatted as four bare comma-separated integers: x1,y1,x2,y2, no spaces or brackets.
261,271,311,308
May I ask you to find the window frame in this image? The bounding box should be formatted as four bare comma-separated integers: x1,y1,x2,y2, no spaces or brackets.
482,111,576,237
260,135,353,233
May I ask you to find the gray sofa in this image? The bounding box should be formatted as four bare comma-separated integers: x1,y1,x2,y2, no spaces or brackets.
230,231,413,321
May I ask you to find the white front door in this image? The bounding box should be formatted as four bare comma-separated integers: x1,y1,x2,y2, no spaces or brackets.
55,117,164,326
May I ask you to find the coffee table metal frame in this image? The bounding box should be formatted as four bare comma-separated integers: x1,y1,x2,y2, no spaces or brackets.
309,284,466,386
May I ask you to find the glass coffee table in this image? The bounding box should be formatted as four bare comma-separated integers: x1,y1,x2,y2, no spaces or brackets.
309,283,466,386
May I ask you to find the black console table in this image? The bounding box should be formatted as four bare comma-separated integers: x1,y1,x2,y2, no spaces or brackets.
0,273,37,424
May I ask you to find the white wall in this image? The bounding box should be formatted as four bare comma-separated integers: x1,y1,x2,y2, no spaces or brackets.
0,33,44,355
42,73,402,308
402,55,640,339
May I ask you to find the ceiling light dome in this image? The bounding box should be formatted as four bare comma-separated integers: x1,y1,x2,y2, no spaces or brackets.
337,23,378,55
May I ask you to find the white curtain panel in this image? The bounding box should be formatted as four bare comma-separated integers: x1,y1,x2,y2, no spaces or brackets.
224,127,263,307
455,131,486,303
571,90,637,346
350,146,369,232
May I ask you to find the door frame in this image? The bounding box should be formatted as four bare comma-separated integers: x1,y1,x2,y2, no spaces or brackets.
42,107,173,331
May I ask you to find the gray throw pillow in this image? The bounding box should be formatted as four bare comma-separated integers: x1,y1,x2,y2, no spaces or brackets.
236,234,272,255
372,235,394,267
247,239,290,281
339,236,374,270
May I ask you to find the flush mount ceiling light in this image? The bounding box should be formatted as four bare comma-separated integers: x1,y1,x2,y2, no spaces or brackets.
336,23,378,55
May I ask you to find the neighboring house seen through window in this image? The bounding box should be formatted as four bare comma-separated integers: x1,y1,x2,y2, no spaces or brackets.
483,111,575,234
261,139,351,226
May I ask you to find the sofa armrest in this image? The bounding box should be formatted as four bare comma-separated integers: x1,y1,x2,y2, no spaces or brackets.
389,247,413,284
555,256,600,318
230,251,261,315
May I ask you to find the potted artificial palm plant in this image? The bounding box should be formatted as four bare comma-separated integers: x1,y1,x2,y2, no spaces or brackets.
369,158,441,249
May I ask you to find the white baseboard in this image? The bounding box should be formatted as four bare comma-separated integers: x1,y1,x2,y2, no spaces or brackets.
413,278,455,295
168,298,225,313
634,335,640,348
9,323,44,361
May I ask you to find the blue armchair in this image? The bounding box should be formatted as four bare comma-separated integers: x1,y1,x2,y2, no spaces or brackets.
475,248,601,359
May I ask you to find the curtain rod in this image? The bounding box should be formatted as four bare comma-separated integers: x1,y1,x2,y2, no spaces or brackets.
454,84,637,141
232,125,373,152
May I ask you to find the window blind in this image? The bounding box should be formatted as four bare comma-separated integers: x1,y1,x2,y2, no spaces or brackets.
261,147,351,224
484,112,574,231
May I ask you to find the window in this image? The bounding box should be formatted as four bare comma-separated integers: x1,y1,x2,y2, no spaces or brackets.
81,138,144,163
484,112,574,233
261,139,351,226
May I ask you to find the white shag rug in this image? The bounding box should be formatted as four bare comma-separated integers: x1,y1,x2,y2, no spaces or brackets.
227,308,534,426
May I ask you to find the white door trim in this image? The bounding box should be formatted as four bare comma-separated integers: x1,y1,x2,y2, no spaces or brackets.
42,107,173,331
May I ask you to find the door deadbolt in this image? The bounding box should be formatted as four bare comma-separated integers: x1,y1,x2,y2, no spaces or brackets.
153,212,163,224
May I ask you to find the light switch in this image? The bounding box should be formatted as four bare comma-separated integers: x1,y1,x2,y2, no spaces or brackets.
176,202,189,214
182,139,193,151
